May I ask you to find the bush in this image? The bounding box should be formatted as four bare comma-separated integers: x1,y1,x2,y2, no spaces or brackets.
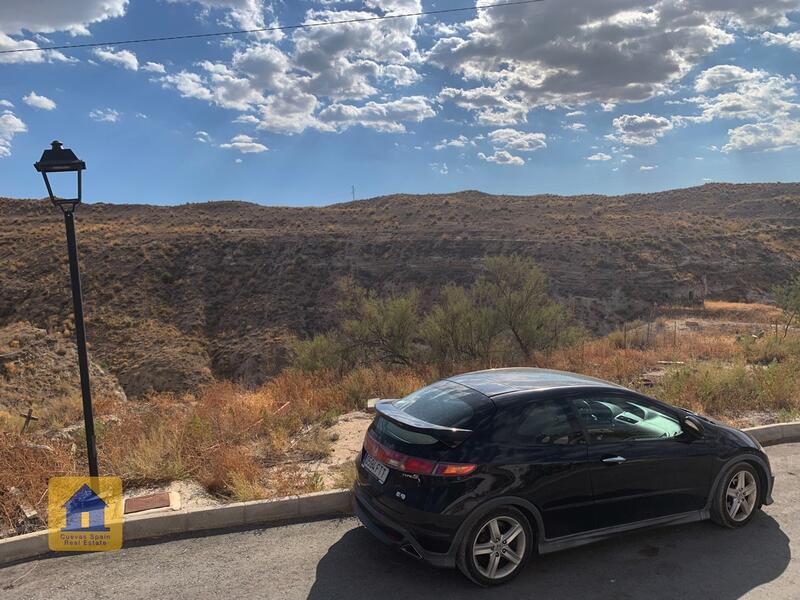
292,255,583,372
742,335,800,365
652,361,799,416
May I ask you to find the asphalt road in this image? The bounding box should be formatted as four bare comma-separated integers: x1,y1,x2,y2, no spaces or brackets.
2,443,798,600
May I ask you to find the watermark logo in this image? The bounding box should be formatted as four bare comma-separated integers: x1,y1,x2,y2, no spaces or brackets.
48,477,122,552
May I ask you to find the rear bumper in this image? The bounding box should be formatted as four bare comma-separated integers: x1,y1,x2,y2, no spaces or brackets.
352,486,457,568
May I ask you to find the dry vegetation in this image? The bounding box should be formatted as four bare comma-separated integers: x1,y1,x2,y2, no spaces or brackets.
3,301,800,534
0,367,426,533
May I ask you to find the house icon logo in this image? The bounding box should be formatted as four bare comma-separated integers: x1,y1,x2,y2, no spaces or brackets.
62,483,110,532
48,476,123,552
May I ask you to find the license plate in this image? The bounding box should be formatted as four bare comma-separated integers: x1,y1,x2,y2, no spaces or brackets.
362,451,390,484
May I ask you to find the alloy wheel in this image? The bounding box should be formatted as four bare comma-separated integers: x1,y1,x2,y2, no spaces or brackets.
726,470,758,522
472,516,526,580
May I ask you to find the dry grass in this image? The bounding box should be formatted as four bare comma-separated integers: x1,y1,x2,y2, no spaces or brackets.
3,303,800,534
659,300,784,324
0,367,426,532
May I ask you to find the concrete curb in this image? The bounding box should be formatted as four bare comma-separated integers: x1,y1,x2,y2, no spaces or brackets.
0,489,351,568
744,421,800,446
1,422,798,568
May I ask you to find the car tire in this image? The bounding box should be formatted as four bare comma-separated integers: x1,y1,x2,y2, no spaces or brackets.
457,506,533,587
711,462,761,528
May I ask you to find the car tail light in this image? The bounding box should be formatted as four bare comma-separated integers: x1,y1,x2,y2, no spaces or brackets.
432,462,477,476
365,432,477,477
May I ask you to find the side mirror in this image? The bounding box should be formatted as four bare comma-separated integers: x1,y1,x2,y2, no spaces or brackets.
682,415,704,437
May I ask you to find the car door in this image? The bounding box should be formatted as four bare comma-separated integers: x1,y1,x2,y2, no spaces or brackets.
483,393,595,539
568,390,714,530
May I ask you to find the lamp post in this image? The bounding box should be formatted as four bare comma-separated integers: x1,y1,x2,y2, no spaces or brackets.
34,141,98,477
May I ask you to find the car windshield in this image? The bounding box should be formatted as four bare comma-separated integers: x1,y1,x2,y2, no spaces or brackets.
394,380,491,428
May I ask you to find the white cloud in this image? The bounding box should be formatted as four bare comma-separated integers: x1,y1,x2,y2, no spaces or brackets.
685,71,797,123
89,108,120,123
93,47,138,70
723,119,800,152
434,135,472,150
235,157,243,163
694,65,766,92
678,67,800,152
640,165,657,171
291,4,422,100
438,86,528,126
478,150,525,166
161,71,214,102
0,110,27,157
0,0,127,36
564,122,586,131
487,128,546,152
0,33,72,64
429,161,448,175
429,2,800,125
233,114,260,125
565,110,585,117
0,100,13,108
761,31,800,51
22,91,56,110
142,61,166,73
220,133,268,153
168,0,270,32
317,96,435,133
195,130,211,143
586,152,612,161
610,113,673,146
155,3,433,136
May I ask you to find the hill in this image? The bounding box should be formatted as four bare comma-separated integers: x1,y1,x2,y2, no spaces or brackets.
2,182,800,397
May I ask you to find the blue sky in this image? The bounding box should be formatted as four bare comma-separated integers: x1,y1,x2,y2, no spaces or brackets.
1,1,800,206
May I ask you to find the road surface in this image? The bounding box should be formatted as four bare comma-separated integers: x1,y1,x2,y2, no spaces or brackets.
2,443,798,599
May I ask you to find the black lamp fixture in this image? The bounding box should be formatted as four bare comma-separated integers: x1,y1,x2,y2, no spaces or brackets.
34,140,86,211
33,140,98,477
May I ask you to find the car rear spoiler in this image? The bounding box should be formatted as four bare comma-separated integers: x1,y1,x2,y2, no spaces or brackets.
374,400,473,443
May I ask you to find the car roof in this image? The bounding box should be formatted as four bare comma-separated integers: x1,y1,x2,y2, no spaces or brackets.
446,368,625,398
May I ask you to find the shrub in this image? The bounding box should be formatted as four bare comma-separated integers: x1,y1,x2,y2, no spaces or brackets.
292,255,582,371
651,361,799,416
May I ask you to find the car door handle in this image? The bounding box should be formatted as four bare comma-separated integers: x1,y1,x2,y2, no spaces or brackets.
602,456,626,465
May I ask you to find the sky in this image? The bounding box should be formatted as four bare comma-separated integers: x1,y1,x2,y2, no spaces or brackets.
1,0,800,206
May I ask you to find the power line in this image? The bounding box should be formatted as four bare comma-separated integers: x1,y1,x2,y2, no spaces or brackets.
0,0,545,55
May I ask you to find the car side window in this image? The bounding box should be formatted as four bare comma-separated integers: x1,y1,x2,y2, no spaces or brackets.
511,399,584,445
571,395,683,443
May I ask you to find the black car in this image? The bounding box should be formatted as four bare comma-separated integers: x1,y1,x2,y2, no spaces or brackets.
353,368,775,586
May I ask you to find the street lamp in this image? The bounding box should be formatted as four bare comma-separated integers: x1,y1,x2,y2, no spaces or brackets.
34,141,99,477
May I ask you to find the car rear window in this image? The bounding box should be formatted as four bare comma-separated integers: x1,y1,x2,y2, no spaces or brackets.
393,380,492,428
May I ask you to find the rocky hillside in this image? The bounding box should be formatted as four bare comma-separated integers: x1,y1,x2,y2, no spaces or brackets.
0,322,126,415
2,182,799,397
